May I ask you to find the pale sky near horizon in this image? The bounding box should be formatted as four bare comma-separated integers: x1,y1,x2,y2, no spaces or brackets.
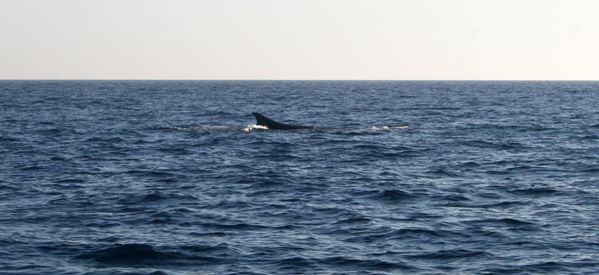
1,0,598,80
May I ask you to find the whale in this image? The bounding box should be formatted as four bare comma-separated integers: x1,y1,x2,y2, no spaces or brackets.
252,112,314,130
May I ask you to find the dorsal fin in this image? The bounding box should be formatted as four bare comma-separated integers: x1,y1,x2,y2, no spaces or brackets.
251,112,313,130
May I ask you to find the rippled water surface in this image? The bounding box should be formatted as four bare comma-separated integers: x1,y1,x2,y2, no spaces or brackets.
1,81,599,274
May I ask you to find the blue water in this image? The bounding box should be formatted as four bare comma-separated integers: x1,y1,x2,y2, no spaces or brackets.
1,81,599,274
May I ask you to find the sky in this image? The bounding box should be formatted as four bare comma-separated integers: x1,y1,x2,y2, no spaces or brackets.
1,0,598,80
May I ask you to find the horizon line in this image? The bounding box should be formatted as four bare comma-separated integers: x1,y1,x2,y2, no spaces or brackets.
1,79,598,82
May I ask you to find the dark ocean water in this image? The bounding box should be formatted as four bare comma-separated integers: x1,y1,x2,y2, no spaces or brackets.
1,80,599,274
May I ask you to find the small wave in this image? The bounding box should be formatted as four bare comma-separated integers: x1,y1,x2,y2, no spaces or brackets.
519,260,599,272
462,139,526,150
179,243,232,254
369,189,415,202
581,134,598,140
123,170,179,178
141,192,171,202
333,215,372,225
273,257,317,270
36,128,62,135
458,161,480,168
448,200,523,209
579,167,599,173
117,191,196,204
406,249,492,260
426,167,460,177
433,193,470,202
510,187,559,197
77,243,227,267
195,220,291,231
0,136,19,142
316,256,414,271
55,178,85,184
392,227,445,238
77,244,178,265
464,218,536,228
480,261,579,274
85,136,126,143
19,165,44,171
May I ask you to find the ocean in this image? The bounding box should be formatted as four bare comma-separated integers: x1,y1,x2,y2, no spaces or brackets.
1,80,598,274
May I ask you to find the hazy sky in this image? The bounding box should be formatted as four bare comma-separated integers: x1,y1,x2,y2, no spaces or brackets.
1,0,598,80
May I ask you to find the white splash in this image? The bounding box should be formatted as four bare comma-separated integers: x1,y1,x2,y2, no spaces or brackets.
369,125,409,131
371,126,391,131
174,127,196,131
242,124,268,132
